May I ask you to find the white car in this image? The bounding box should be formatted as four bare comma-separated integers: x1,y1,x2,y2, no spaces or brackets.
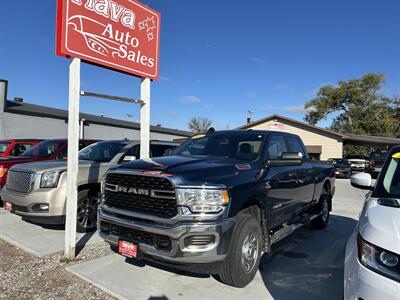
344,147,400,299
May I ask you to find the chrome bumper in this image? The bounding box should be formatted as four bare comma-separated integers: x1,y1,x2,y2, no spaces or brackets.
98,205,236,264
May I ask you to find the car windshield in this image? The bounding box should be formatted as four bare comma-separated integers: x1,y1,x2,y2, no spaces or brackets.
79,141,125,162
373,152,400,199
0,142,10,153
173,132,265,161
22,140,63,158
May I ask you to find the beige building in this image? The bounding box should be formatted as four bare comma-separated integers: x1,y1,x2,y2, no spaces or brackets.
239,114,343,160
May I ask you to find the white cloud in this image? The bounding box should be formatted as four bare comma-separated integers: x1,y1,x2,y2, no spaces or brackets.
180,95,200,103
273,84,288,90
159,76,172,81
283,104,307,114
251,57,266,65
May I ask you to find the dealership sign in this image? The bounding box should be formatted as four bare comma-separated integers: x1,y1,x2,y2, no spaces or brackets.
56,0,160,79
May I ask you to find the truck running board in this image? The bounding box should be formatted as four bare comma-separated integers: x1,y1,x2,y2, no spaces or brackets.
269,213,321,245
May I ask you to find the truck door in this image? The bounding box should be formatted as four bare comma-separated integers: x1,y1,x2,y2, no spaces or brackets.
264,134,299,227
285,136,315,210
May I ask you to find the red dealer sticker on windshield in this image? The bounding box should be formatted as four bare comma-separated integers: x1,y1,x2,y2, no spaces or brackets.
56,0,160,79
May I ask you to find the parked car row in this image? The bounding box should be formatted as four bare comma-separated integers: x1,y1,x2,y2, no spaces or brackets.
2,131,398,293
2,139,178,232
3,130,336,288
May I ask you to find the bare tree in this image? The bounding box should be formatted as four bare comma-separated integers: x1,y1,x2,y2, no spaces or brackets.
188,117,213,133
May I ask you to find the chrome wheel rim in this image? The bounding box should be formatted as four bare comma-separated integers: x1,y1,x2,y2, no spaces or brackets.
322,196,329,222
77,195,98,229
241,232,259,274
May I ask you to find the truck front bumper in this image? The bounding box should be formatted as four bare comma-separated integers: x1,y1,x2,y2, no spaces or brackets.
98,205,236,271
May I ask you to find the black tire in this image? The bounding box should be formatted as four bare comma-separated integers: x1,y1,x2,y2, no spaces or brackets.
76,189,99,233
311,188,330,230
218,214,262,288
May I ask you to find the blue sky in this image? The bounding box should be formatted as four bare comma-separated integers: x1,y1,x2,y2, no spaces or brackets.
1,0,399,131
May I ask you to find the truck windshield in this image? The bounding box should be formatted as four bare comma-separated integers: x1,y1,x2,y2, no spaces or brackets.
0,142,10,153
79,141,125,162
174,132,265,161
22,140,62,158
373,153,400,199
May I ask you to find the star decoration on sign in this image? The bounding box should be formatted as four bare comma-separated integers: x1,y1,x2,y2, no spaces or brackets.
138,16,157,42
147,32,154,42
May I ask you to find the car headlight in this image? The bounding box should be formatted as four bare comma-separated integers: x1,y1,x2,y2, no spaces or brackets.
40,170,64,188
358,234,400,282
176,188,229,213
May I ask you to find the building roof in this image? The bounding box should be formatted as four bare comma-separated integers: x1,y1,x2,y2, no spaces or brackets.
342,133,400,146
4,100,192,137
239,114,343,139
239,114,400,147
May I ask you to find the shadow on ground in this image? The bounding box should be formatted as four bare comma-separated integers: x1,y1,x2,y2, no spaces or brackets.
260,215,357,300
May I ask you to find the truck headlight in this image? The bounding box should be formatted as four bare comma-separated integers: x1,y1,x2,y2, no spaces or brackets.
40,170,64,188
358,234,400,282
176,188,229,213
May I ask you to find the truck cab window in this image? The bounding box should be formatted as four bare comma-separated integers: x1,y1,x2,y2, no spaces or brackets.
266,135,287,159
286,136,306,158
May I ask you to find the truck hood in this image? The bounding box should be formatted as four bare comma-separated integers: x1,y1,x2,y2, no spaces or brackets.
117,155,257,186
10,159,108,174
0,155,40,165
359,196,400,254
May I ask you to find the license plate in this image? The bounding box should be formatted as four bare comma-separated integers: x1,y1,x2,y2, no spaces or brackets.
118,240,138,258
4,202,12,212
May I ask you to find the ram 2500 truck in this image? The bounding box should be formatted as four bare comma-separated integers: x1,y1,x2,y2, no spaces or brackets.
98,130,335,287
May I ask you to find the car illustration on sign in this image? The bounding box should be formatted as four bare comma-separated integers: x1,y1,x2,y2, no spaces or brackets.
67,15,120,58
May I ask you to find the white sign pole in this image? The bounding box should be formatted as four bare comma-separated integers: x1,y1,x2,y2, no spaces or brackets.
140,78,150,159
64,57,81,259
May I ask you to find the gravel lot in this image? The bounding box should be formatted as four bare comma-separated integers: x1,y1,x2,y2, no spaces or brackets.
0,239,115,300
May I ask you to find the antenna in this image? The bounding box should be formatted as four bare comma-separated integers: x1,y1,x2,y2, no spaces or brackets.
247,110,254,124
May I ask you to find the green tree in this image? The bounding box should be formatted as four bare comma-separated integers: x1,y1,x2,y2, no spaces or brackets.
188,117,213,133
304,73,399,137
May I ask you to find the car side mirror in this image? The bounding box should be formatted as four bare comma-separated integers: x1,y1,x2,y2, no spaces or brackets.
267,152,303,167
351,173,373,190
122,155,136,163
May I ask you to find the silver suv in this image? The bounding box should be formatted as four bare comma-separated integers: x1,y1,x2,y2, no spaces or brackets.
2,140,178,232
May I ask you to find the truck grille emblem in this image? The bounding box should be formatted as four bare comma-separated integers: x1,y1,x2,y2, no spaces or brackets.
105,184,150,196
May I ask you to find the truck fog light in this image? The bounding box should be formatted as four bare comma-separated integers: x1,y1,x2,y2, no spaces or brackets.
380,251,399,267
31,203,49,212
184,235,215,248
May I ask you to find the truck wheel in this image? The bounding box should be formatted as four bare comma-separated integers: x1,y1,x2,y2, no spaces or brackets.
218,214,262,288
76,189,99,233
311,188,330,230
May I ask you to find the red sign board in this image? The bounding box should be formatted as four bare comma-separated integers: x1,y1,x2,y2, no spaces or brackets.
56,0,160,79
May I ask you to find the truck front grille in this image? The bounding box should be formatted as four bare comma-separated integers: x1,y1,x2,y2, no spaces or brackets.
104,173,177,218
6,170,35,193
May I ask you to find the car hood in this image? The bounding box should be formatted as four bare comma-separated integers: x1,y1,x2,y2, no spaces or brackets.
359,196,400,254
117,155,257,187
10,159,106,174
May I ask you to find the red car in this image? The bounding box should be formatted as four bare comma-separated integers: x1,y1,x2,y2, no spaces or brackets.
0,139,42,157
0,139,98,189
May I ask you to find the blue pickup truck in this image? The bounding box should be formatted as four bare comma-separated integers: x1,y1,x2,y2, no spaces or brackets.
97,129,335,287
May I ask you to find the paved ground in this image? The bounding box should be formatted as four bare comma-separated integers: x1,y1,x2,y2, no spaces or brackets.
0,210,102,256
67,179,368,300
